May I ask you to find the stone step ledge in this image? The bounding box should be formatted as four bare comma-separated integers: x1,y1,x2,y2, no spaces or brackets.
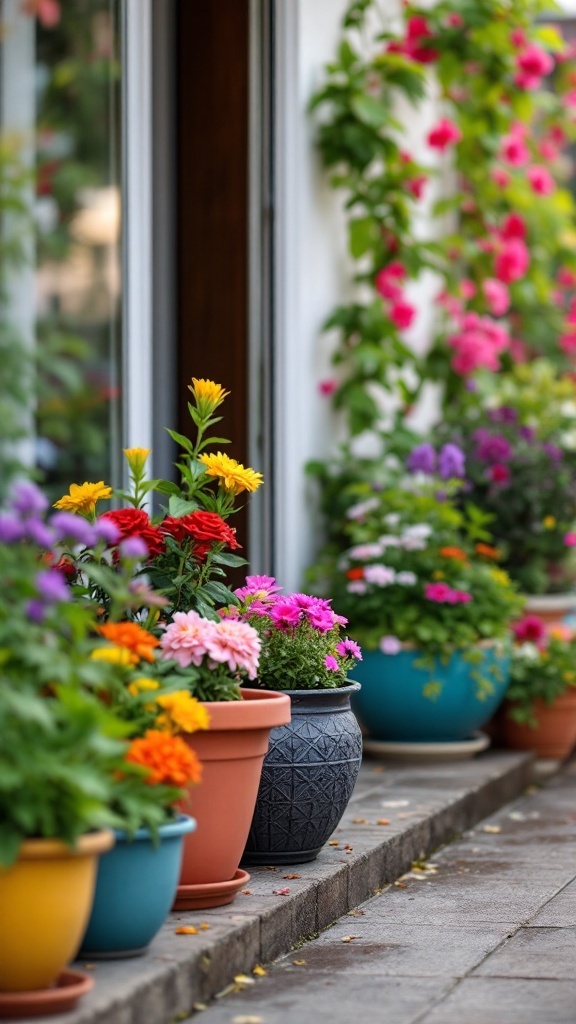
19,750,534,1024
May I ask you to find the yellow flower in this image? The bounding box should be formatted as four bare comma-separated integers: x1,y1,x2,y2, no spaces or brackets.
188,378,230,416
128,677,161,696
155,691,211,734
91,646,132,666
563,671,575,684
432,570,444,580
53,481,112,516
198,452,263,494
543,516,557,529
123,448,151,474
489,568,511,587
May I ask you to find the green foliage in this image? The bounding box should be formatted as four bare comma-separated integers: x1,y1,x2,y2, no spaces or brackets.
306,473,524,658
506,632,576,727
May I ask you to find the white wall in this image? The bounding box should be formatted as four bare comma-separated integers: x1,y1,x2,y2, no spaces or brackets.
273,0,442,591
273,0,352,592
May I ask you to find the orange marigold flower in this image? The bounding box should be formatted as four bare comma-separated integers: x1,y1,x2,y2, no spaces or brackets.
98,622,159,664
346,567,365,580
125,730,202,787
475,543,501,560
439,546,468,561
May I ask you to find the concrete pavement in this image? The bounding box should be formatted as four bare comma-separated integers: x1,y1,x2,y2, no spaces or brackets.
190,758,576,1024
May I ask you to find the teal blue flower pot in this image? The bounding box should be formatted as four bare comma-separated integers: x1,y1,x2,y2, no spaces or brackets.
352,645,511,742
79,814,196,958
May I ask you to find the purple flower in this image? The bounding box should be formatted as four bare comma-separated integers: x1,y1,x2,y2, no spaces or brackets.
325,655,339,671
475,434,512,463
520,426,536,441
379,635,402,655
24,519,55,549
407,443,436,475
336,638,363,661
120,536,150,560
94,517,122,545
438,443,466,480
0,514,24,543
50,512,97,548
488,406,517,424
9,480,49,517
35,568,71,604
542,442,563,462
26,599,46,623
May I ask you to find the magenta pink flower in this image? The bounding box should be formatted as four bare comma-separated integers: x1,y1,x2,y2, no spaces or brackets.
406,175,428,199
527,165,555,195
489,463,510,484
318,379,337,396
204,619,261,679
564,532,576,547
494,239,530,283
446,12,463,27
483,279,510,317
558,267,576,288
448,313,509,375
560,332,576,355
270,600,303,630
499,133,529,167
491,168,511,189
564,90,576,110
460,279,476,300
389,299,416,331
427,118,461,151
325,655,339,672
500,213,526,240
513,615,546,643
424,582,472,605
510,29,526,48
336,638,362,660
159,610,213,668
375,262,406,300
539,140,558,161
514,44,554,89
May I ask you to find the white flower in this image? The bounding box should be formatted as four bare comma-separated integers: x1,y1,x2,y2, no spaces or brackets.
348,543,384,560
384,512,401,527
404,523,432,539
364,564,396,586
560,430,576,451
378,535,401,548
346,497,380,520
513,642,540,662
347,581,368,595
396,571,417,586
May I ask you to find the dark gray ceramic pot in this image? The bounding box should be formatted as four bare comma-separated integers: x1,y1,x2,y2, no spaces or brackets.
241,682,362,865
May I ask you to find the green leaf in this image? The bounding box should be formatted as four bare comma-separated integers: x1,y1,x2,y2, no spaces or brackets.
165,429,193,453
349,216,374,258
211,552,247,568
350,94,390,128
167,496,198,517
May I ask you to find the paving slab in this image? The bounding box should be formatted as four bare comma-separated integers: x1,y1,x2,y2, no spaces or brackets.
8,750,533,1024
183,754,576,1024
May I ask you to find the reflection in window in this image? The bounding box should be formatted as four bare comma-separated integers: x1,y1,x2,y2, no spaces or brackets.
0,0,122,500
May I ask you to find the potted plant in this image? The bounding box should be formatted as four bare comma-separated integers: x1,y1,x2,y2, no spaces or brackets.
434,364,576,610
214,576,363,865
53,378,291,909
307,463,524,754
500,616,576,759
0,481,184,1014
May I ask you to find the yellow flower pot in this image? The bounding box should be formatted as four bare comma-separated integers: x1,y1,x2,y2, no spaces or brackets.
0,831,114,992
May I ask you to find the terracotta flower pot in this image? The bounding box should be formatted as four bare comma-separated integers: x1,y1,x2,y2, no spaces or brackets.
523,592,576,629
0,829,114,1010
501,689,576,759
174,688,291,909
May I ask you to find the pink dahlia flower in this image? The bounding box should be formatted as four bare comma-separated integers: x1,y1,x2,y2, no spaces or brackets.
483,278,510,317
160,610,213,668
205,619,261,679
513,615,546,643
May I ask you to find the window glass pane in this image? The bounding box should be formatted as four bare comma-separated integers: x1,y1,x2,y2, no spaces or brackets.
0,0,122,501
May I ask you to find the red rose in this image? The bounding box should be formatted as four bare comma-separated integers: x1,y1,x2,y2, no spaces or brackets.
161,511,241,561
100,508,165,559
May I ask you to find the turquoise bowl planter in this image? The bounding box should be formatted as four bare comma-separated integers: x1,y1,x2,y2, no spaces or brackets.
79,814,196,958
352,645,511,742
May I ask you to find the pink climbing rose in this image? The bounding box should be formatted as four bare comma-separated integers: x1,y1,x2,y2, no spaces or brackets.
427,118,461,151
